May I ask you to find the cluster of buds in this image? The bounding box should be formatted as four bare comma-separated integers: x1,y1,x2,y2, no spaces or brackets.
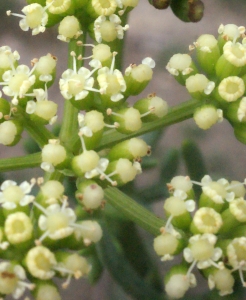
0,178,102,299
166,23,246,144
0,0,172,299
154,175,246,298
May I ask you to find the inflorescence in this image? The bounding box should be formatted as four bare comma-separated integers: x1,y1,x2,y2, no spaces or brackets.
1,0,246,299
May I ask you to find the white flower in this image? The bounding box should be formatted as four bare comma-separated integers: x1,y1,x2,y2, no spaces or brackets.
0,64,36,105
35,199,77,242
26,245,57,279
0,262,35,299
200,175,235,203
59,57,101,101
97,52,126,101
94,14,129,43
0,46,20,71
0,180,35,210
184,234,223,272
7,3,50,35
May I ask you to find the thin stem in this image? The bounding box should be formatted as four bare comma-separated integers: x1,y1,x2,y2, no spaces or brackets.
24,120,55,148
104,187,164,236
58,34,86,151
0,152,41,172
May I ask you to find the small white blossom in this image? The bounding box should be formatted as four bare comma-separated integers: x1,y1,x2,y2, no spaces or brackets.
0,64,36,105
0,262,35,299
7,3,50,35
0,180,35,210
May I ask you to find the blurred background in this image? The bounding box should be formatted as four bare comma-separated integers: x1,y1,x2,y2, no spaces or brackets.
1,0,246,299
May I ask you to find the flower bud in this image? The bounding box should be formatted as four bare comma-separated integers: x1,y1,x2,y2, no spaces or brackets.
193,105,223,130
217,24,245,51
208,267,235,296
33,53,57,87
186,74,215,100
133,94,168,121
166,53,197,85
57,16,82,42
74,220,103,245
163,195,192,230
124,57,155,96
195,34,221,75
33,281,61,300
164,264,196,299
26,99,58,125
106,158,141,186
72,150,100,177
92,44,112,67
0,120,23,146
75,179,104,210
108,137,150,161
109,107,142,134
41,139,69,172
154,230,184,261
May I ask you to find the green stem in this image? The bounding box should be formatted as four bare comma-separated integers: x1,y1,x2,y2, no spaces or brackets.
70,98,200,152
0,152,41,172
104,187,164,236
24,121,55,148
98,98,200,150
58,35,86,151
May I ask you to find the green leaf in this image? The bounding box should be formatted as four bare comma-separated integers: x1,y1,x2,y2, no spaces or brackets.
97,224,165,300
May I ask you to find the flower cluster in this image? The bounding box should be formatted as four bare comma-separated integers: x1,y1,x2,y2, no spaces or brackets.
0,0,172,298
166,23,246,144
154,175,246,298
0,178,102,299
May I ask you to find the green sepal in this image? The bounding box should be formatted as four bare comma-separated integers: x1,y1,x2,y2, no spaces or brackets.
100,93,126,109
174,61,198,86
224,98,241,124
124,70,152,97
170,0,204,23
164,209,192,231
84,129,104,150
0,98,10,122
46,11,63,28
196,45,221,76
73,0,89,9
69,93,94,111
233,122,246,144
164,263,189,285
215,55,241,80
198,193,225,212
219,208,242,235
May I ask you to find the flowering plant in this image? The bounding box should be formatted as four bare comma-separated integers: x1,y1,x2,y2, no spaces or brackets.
1,0,246,299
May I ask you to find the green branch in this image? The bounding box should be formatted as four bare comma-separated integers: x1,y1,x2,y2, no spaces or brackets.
104,187,164,236
0,152,41,172
97,98,200,150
